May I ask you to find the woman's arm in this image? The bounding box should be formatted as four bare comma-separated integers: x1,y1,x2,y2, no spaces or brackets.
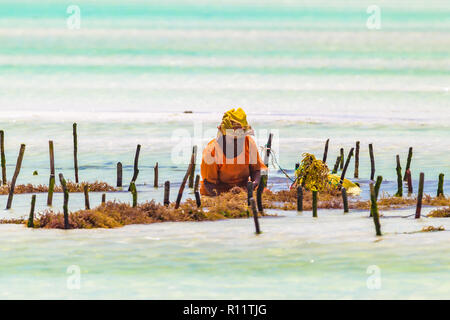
200,141,221,196
247,136,266,188
250,168,261,189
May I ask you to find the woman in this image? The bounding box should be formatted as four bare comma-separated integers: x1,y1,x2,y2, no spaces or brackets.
200,108,267,196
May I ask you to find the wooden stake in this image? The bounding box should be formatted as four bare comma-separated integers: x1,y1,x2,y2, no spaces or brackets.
163,181,170,207
72,123,79,183
83,185,90,209
175,152,195,209
130,182,137,207
250,198,261,235
0,130,6,185
6,144,25,210
116,162,122,187
188,145,197,188
415,172,424,219
322,139,329,163
49,140,55,176
47,140,55,206
369,143,375,181
339,148,344,170
339,147,354,186
437,173,444,197
406,169,413,194
47,175,55,206
395,155,403,197
403,147,413,181
332,156,341,174
27,194,36,228
102,193,106,204
374,175,383,200
263,133,273,167
154,162,159,188
342,187,349,213
256,177,264,213
194,174,200,193
244,179,252,205
58,173,70,229
354,141,360,179
297,186,303,212
370,184,382,236
195,191,201,208
129,144,141,190
312,190,318,217
258,132,273,205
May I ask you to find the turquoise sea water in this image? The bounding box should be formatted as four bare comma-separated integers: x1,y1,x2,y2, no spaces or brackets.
0,0,449,299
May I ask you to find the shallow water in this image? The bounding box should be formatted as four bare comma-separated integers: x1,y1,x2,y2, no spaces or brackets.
1,208,449,299
0,0,449,299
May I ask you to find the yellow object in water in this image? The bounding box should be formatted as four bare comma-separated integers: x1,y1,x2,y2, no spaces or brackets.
220,108,250,135
328,174,361,195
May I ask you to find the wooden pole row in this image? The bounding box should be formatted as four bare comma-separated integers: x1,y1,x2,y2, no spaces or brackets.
250,198,261,235
59,173,70,229
188,146,197,188
175,150,195,209
194,174,201,208
312,190,318,218
73,123,79,183
369,143,375,181
117,162,122,187
164,181,170,206
415,172,424,219
130,181,137,208
374,176,383,200
437,173,444,198
322,139,329,163
370,183,382,236
84,185,90,209
403,147,413,181
296,186,303,212
342,187,349,213
128,144,141,191
154,162,159,188
47,140,55,206
395,155,403,197
6,144,26,209
354,141,360,179
0,130,6,185
406,169,413,194
27,194,36,228
332,156,341,174
339,147,354,186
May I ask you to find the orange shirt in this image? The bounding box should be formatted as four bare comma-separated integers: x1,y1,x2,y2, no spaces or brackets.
200,136,267,195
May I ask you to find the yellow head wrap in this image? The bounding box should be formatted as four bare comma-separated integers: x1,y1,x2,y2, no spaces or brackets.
219,108,250,135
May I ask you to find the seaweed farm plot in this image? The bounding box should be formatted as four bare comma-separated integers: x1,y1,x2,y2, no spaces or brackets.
0,126,448,300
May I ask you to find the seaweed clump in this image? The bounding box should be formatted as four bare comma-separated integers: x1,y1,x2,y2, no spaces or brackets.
351,194,450,211
421,226,445,232
17,192,262,229
0,181,117,195
294,153,330,192
32,201,213,229
428,207,450,218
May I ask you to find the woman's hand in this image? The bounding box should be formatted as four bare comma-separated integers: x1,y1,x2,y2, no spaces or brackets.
203,180,218,196
251,169,261,189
